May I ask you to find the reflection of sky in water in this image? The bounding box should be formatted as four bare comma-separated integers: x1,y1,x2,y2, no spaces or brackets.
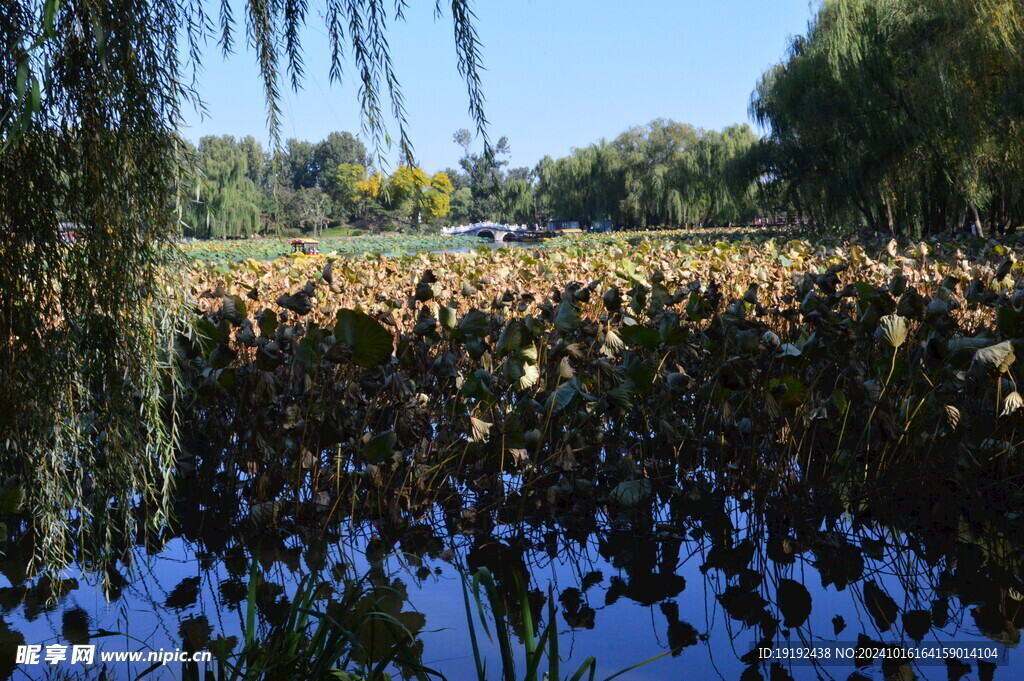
2,515,1017,681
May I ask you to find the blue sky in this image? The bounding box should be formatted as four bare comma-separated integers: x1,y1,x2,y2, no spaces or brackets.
181,1,817,171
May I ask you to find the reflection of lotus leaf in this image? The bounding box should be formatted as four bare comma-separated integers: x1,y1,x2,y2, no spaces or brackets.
609,479,651,507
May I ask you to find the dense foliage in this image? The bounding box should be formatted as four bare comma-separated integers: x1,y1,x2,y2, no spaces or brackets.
178,230,1024,525
535,122,762,228
752,0,1024,236
1,0,188,572
180,122,768,235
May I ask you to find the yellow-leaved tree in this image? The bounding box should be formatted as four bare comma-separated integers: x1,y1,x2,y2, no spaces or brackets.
356,171,387,201
420,172,455,220
362,165,454,227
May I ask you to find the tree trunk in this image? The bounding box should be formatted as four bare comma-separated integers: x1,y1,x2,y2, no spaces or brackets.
971,204,985,239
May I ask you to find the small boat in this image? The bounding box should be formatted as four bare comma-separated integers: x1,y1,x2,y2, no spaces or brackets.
543,217,585,238
517,231,553,242
289,238,321,255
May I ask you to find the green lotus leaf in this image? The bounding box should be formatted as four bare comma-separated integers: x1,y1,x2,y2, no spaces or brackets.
606,378,636,410
997,307,1024,337
414,281,440,302
620,324,660,351
465,338,488,360
362,430,396,464
554,298,581,333
603,286,623,311
453,309,489,339
439,306,457,330
221,295,247,325
495,321,525,355
624,354,654,394
335,309,394,368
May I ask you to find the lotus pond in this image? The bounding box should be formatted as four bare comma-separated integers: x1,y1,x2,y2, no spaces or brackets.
4,230,1024,681
179,234,488,263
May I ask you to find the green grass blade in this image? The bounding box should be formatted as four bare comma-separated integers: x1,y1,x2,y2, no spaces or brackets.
601,649,674,681
462,572,488,681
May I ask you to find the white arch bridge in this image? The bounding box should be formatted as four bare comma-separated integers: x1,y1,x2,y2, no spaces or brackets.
442,222,532,243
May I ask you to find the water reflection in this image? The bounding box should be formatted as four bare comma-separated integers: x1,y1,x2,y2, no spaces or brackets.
2,460,1023,681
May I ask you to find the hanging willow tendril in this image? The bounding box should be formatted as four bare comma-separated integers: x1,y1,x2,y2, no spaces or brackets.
0,0,486,575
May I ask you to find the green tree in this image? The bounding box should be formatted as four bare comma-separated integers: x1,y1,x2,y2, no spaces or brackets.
535,121,762,229
285,138,319,189
313,132,368,177
238,135,269,187
323,162,369,220
454,131,511,221
183,135,262,238
498,168,535,224
751,0,1024,235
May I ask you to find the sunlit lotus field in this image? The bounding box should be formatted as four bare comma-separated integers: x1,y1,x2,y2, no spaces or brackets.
179,233,485,262
178,229,1024,530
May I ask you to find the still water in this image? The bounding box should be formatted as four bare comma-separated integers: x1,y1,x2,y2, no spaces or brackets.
2,469,1021,681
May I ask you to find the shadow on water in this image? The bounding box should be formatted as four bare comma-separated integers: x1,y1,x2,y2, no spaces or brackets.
1,454,1023,681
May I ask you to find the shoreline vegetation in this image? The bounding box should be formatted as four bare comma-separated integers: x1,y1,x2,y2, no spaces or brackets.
177,233,489,263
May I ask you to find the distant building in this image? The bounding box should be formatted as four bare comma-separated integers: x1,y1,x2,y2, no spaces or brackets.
546,217,583,231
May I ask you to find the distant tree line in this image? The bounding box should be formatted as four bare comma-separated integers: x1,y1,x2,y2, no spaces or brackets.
178,123,773,239
179,132,455,238
752,0,1024,237
445,123,768,229
533,122,763,228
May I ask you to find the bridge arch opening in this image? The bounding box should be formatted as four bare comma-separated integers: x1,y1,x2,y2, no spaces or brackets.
501,232,518,242
475,230,495,241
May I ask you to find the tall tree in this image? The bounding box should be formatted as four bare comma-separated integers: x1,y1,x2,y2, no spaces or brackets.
751,0,1024,235
238,135,269,187
453,132,511,221
184,135,262,238
535,121,761,228
313,132,368,182
285,138,319,189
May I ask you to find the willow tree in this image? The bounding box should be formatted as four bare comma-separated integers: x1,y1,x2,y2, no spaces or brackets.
688,125,761,226
534,121,762,228
0,0,485,572
498,171,535,223
535,140,624,224
752,0,1024,235
184,135,262,238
